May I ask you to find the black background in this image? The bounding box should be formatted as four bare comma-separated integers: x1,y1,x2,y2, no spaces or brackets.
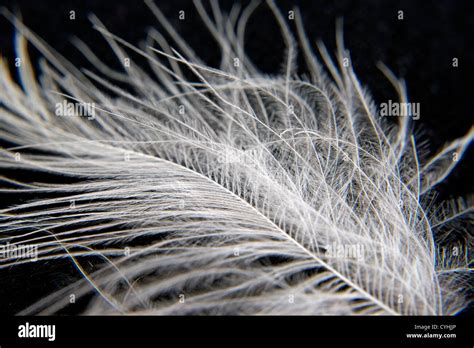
0,0,472,199
0,0,472,317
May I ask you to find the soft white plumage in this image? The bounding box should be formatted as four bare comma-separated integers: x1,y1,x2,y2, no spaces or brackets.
0,0,472,315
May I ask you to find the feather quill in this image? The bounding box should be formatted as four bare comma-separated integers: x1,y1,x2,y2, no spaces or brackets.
0,0,472,315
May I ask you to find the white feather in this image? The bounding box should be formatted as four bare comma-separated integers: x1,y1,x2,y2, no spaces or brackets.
0,0,472,315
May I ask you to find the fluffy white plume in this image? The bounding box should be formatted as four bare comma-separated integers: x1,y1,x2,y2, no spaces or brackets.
0,0,472,315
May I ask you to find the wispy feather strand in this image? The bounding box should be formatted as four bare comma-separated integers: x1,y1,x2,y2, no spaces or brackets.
0,0,472,315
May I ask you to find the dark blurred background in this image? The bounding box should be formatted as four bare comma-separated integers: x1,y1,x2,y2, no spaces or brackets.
1,0,472,198
0,0,472,315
